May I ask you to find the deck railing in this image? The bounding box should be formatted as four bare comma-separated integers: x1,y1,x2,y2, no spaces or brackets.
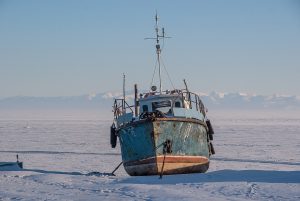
113,99,134,119
113,89,206,120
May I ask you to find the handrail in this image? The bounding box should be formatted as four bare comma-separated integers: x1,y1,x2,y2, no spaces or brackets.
113,89,206,119
113,98,134,119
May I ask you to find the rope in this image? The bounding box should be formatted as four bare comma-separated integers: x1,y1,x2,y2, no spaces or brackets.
159,151,167,179
111,140,172,177
159,139,172,179
150,59,158,90
111,141,165,176
160,58,175,90
149,39,175,91
111,161,123,176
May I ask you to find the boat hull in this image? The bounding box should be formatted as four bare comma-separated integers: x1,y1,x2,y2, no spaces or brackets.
124,155,209,176
118,118,210,176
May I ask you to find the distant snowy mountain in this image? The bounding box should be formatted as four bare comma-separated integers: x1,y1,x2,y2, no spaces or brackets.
200,92,300,110
0,93,111,110
0,92,299,110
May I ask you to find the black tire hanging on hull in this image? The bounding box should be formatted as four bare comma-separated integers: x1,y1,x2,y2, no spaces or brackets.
110,124,117,148
210,142,215,155
206,119,214,135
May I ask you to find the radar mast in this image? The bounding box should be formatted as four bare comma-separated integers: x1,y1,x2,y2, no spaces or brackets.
145,12,171,94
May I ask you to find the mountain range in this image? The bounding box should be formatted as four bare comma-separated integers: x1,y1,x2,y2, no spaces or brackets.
1,92,299,111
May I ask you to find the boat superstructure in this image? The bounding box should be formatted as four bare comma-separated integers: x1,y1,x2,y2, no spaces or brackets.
110,14,215,176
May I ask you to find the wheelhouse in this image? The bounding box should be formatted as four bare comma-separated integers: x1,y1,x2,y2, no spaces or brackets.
113,89,206,127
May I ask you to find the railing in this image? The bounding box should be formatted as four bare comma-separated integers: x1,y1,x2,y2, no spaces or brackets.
180,91,206,117
140,89,206,117
113,89,206,120
113,99,134,119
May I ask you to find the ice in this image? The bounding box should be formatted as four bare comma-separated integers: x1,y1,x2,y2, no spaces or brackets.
0,109,299,200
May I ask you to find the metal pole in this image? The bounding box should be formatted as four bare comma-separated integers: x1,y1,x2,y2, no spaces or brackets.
157,47,162,93
123,73,126,113
145,12,171,94
134,84,138,116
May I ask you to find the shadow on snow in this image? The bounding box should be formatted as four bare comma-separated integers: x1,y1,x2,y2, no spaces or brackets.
2,165,299,184
211,157,300,166
0,150,120,156
0,163,114,176
22,169,115,176
120,170,300,184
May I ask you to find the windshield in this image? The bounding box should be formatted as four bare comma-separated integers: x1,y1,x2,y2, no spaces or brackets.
152,100,172,113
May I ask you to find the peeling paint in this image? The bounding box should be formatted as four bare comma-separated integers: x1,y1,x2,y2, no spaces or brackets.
118,118,210,176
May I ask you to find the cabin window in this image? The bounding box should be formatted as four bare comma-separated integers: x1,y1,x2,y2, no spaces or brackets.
175,101,181,108
142,105,148,112
152,100,171,111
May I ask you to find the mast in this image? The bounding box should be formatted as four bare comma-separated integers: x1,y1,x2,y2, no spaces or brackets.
134,84,138,117
123,73,125,100
145,12,170,94
123,73,126,114
155,13,162,93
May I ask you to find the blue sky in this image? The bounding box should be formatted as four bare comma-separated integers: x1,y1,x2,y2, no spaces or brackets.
0,0,299,98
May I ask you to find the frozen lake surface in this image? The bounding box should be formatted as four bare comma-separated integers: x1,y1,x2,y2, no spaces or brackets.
0,110,299,200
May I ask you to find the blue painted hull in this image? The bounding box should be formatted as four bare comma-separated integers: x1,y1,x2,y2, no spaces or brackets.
118,118,210,176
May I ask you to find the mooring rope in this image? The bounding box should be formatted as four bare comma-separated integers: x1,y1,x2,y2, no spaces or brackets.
111,161,123,176
111,140,172,178
159,150,167,179
159,139,172,179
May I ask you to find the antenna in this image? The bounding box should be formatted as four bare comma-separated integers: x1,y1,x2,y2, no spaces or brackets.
145,12,171,94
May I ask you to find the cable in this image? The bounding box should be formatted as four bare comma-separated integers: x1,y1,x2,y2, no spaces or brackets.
160,57,175,90
150,58,158,90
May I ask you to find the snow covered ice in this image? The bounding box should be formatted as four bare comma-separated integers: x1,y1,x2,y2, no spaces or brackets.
0,110,299,200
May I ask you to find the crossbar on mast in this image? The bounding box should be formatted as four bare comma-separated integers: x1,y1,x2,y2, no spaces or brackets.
145,12,171,94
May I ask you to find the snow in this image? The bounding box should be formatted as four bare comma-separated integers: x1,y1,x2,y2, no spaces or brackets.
0,110,299,200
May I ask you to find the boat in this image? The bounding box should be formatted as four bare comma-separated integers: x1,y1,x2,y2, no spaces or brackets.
110,14,215,176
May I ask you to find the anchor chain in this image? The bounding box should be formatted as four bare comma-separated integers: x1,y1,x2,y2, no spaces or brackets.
159,139,172,179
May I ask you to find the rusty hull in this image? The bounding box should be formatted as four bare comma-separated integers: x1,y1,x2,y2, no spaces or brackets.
118,118,210,176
